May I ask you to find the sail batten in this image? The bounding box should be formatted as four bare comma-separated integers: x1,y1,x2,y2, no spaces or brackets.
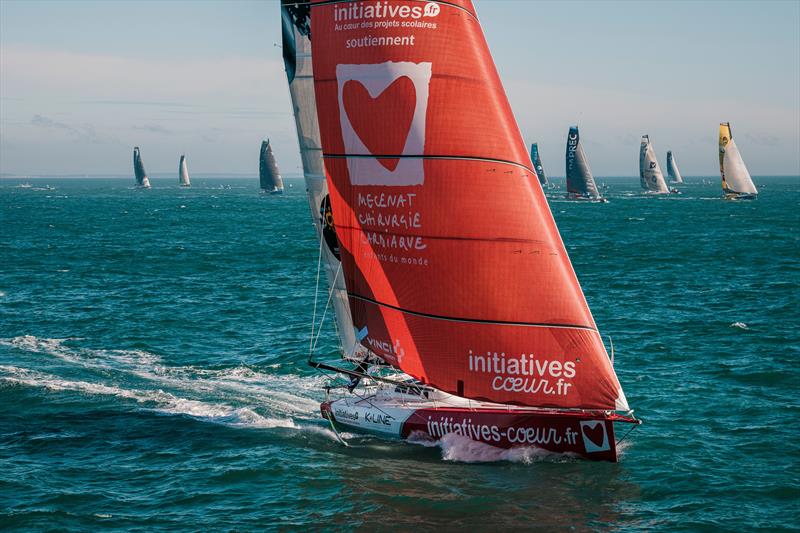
639,135,669,193
307,0,626,410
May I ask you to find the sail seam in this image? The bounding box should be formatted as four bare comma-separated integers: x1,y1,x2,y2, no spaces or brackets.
348,293,598,332
323,153,534,173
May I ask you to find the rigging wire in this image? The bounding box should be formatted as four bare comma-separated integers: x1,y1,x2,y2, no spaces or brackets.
308,232,324,360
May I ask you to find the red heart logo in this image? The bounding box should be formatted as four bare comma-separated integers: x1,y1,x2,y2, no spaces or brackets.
582,422,606,448
343,76,416,171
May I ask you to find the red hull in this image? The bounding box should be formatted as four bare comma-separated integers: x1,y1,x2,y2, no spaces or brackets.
322,401,631,462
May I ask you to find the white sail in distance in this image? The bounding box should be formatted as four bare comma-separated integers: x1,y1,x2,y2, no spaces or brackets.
719,123,758,197
179,155,190,187
639,135,669,193
666,151,683,184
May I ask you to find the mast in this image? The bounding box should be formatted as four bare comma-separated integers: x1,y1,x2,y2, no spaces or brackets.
308,0,627,410
666,150,683,184
639,135,669,193
179,155,190,186
133,147,148,187
565,126,601,199
719,122,758,197
282,1,363,359
530,143,548,186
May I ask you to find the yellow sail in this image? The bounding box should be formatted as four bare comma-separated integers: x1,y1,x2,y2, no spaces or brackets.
719,122,732,191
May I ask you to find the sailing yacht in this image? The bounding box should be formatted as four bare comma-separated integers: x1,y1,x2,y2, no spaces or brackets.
178,155,191,187
639,135,672,194
719,122,758,200
282,0,638,461
666,150,683,184
565,126,606,202
133,147,151,189
530,143,548,187
259,140,285,194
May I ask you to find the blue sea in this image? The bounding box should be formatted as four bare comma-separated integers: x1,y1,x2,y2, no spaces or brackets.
1,176,798,531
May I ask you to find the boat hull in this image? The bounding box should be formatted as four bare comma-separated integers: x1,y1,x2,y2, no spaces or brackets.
724,192,757,201
321,399,623,462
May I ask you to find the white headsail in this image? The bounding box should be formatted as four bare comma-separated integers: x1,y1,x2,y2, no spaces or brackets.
179,155,191,187
719,123,758,198
666,150,683,184
639,135,669,193
282,3,364,359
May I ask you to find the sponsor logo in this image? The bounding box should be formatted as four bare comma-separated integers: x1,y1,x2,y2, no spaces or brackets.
364,336,405,364
567,132,578,171
468,350,576,398
334,1,441,22
580,420,610,453
365,411,394,426
336,61,432,186
334,408,359,421
425,416,581,446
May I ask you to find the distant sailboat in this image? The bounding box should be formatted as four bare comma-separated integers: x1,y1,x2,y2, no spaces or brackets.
719,122,758,200
133,147,151,189
259,140,284,194
565,126,605,201
178,155,191,187
666,150,683,184
639,135,670,194
530,143,548,187
282,1,363,363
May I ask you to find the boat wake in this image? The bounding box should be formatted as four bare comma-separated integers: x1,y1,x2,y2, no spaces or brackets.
0,336,337,439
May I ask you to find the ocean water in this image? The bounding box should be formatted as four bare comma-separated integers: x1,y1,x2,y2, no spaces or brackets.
1,176,798,531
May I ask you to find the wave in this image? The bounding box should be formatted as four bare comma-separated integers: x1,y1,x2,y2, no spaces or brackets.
0,365,297,429
0,336,330,436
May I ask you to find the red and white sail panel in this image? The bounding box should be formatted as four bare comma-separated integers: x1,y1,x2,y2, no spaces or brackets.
310,0,627,411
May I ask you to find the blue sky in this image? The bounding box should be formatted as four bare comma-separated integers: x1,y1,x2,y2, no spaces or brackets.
1,0,798,177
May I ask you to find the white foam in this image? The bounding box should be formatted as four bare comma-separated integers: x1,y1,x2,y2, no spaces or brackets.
0,365,297,429
0,337,326,430
730,322,749,330
409,432,577,464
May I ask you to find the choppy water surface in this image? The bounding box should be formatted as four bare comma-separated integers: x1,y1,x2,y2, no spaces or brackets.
1,176,798,530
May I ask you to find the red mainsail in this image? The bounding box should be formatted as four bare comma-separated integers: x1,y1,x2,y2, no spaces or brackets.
310,0,628,411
